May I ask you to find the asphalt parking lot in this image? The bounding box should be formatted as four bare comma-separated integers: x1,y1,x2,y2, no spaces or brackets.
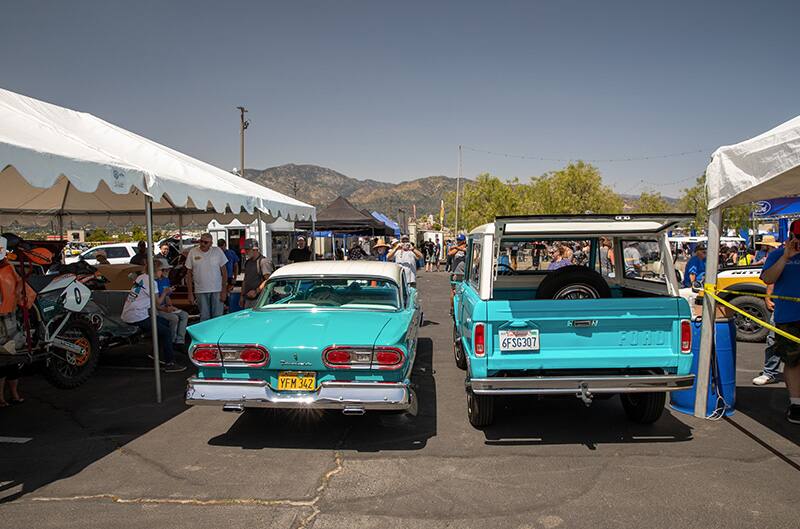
1,272,798,528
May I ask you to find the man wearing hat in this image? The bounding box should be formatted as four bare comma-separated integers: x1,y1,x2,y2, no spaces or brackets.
121,258,185,372
760,219,800,423
153,258,189,350
240,239,273,309
289,236,312,263
682,244,706,288
387,235,423,285
754,235,781,266
372,239,390,262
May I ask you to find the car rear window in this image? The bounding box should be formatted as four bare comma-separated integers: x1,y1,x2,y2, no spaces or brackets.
258,277,400,310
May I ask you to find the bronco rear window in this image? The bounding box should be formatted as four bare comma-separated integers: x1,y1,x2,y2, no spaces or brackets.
495,239,594,274
257,277,400,310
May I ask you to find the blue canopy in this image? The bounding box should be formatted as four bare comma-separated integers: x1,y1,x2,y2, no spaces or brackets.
371,211,401,237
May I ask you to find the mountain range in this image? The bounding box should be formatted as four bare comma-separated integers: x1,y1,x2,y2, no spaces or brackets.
242,164,458,217
242,164,678,218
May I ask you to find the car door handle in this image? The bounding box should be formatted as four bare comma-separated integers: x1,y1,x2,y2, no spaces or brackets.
507,321,529,328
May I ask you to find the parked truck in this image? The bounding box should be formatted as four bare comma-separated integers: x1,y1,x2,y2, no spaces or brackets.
452,215,696,427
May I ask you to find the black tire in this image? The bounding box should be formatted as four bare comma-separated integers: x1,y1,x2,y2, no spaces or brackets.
453,325,467,370
43,321,100,389
729,296,770,343
536,265,611,300
620,392,665,424
467,390,494,427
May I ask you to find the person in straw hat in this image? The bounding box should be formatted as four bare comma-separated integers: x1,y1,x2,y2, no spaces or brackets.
372,238,391,262
754,235,781,266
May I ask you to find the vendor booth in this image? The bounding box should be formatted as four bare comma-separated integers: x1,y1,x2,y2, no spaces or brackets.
0,88,315,401
696,115,800,416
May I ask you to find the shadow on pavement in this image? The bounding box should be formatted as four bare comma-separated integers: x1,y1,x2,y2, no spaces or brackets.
482,396,693,448
0,345,190,503
734,385,799,447
208,338,437,452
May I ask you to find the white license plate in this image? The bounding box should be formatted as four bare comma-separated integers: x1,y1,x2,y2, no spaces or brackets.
499,329,540,352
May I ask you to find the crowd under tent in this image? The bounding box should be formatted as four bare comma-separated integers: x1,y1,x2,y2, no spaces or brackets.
0,87,315,402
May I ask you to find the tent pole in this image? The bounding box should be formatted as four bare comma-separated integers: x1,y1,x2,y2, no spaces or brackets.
257,210,264,252
311,218,316,261
178,212,183,252
694,207,721,417
145,196,163,403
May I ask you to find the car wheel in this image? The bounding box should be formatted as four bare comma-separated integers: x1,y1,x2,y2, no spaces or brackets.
620,392,665,424
453,326,467,370
729,296,770,343
536,266,611,300
467,390,494,427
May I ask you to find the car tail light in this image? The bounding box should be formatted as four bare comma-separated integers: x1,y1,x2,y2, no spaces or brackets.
373,347,405,370
191,343,222,366
323,346,405,370
474,323,485,357
680,320,692,353
323,347,372,369
219,344,270,367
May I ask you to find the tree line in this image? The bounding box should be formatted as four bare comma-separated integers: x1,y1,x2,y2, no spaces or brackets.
444,161,751,232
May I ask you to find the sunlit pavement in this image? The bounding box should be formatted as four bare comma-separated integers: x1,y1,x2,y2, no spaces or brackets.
1,271,798,528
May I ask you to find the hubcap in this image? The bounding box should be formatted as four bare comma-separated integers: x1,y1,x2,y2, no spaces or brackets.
554,284,600,300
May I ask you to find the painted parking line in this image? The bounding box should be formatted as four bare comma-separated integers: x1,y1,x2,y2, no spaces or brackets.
0,436,32,444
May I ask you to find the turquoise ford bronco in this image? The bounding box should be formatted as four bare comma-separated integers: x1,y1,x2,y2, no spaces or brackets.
452,215,695,427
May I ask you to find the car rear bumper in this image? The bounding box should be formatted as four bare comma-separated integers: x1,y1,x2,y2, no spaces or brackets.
185,378,412,412
467,374,695,395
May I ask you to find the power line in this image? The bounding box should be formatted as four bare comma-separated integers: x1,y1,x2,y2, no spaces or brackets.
461,145,711,163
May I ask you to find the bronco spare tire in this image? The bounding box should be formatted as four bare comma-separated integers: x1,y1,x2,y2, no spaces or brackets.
536,265,611,300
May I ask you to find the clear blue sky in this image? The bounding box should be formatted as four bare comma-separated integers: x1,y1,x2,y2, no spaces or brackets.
3,0,799,196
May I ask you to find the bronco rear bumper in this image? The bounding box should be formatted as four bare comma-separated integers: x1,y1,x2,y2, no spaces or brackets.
467,374,695,395
185,378,412,412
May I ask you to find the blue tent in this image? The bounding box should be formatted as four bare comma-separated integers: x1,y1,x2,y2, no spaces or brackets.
371,211,402,237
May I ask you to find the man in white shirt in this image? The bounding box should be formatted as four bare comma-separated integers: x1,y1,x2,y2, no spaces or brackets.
185,233,228,321
121,261,185,372
387,235,423,286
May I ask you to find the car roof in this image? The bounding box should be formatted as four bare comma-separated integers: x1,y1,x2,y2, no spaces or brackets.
270,261,404,284
86,242,137,249
470,214,693,237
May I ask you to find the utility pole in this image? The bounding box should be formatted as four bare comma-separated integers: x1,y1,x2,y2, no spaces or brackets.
237,106,249,177
455,144,462,235
292,179,299,198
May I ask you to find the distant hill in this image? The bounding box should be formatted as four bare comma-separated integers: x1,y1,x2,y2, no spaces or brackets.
242,164,460,217
242,164,680,218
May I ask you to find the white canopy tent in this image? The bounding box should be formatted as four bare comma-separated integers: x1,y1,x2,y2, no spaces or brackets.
696,115,800,416
0,88,315,401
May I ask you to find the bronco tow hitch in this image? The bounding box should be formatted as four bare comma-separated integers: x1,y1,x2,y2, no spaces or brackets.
576,382,593,406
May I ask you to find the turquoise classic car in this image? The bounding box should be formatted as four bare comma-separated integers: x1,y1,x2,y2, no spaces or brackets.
185,261,421,415
453,215,696,427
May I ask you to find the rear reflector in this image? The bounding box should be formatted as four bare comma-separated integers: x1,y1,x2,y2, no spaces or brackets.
680,320,692,353
474,323,485,357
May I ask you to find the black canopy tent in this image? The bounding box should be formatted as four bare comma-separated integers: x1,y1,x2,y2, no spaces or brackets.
296,196,395,236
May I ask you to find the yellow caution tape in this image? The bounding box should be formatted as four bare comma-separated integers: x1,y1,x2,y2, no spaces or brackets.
702,284,800,344
712,288,800,303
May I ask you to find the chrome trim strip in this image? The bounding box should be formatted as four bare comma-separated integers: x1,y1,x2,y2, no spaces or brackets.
185,378,411,411
467,374,695,395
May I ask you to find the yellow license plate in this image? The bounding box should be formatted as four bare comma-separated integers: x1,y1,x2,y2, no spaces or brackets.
277,371,316,391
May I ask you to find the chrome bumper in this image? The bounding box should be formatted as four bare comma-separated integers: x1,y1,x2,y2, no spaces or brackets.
185,378,412,412
468,374,695,395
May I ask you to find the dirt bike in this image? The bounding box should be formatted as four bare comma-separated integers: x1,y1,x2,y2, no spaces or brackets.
0,235,101,389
